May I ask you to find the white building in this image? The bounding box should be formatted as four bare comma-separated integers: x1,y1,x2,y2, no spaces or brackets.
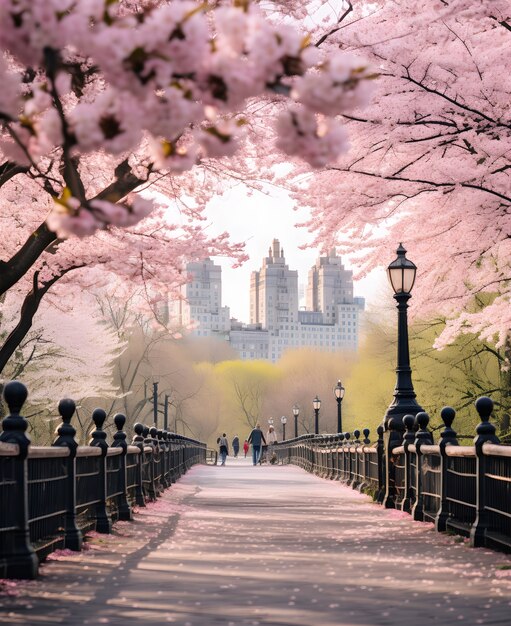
175,241,364,361
250,238,299,329
172,258,231,338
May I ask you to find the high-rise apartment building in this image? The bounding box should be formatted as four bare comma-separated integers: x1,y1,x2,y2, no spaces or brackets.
175,240,364,361
306,249,354,325
250,239,299,330
172,258,231,337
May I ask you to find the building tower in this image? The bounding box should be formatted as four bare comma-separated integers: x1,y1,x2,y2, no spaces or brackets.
250,239,298,331
306,248,354,325
175,258,230,337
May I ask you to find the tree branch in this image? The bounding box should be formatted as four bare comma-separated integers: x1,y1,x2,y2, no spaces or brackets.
0,265,83,374
329,166,511,203
0,222,58,297
315,1,353,47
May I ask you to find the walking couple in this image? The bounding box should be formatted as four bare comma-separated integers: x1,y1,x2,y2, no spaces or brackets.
247,423,278,465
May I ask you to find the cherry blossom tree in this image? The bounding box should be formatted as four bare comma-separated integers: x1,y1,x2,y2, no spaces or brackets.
0,289,123,441
0,0,373,375
298,0,511,357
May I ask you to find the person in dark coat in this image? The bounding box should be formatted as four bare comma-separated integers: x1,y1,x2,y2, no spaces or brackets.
232,435,240,458
247,423,266,466
218,433,229,466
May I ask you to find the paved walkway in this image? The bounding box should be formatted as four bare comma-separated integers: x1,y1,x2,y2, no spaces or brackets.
1,459,510,625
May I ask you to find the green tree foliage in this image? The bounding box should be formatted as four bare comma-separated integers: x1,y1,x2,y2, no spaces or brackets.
347,302,511,442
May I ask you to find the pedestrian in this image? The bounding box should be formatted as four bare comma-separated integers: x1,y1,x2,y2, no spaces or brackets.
232,435,240,458
218,433,229,466
243,440,249,458
247,423,266,466
266,425,278,463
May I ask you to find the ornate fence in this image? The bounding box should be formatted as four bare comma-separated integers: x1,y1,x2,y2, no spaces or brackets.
275,396,511,554
0,381,206,579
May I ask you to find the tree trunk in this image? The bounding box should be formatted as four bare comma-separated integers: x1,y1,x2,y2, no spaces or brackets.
0,268,79,375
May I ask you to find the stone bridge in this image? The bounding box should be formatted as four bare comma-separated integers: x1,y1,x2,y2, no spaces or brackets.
2,459,511,625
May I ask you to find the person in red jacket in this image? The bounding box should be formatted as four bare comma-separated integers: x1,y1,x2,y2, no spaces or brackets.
243,439,249,458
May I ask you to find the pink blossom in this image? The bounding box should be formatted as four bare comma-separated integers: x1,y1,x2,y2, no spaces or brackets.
148,137,198,172
0,55,22,118
69,89,142,155
295,53,376,116
196,122,241,159
47,205,99,239
275,107,350,168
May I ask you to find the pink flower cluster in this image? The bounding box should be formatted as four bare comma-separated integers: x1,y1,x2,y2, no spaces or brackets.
0,0,373,237
47,193,154,238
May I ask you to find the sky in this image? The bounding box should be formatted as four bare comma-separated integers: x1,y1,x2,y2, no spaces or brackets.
204,184,386,322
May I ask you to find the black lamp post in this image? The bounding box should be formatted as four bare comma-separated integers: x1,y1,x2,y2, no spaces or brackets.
313,395,321,435
292,404,299,438
163,394,169,431
152,382,158,427
384,243,424,438
280,415,287,441
333,380,345,433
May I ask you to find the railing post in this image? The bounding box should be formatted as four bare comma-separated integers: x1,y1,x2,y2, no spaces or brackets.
470,397,499,548
89,408,112,533
52,398,82,550
382,418,400,508
344,432,352,485
358,429,371,492
337,433,344,480
143,425,157,501
376,425,385,504
411,412,432,522
169,434,177,482
150,427,163,495
401,414,416,513
435,406,458,532
132,423,146,507
161,431,170,488
351,430,361,489
331,435,339,480
0,381,38,579
112,413,132,521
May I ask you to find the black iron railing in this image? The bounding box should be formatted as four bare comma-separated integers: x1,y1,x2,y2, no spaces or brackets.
275,396,511,554
0,381,206,579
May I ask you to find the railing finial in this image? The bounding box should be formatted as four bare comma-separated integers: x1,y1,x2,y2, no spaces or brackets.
0,381,30,456
439,407,458,446
363,428,370,445
403,414,415,444
474,396,499,445
414,412,432,445
89,408,108,452
54,398,77,451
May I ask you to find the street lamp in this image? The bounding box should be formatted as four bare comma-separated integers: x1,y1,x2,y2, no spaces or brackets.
280,415,287,441
152,382,158,427
163,394,169,430
313,395,321,435
384,243,423,438
268,417,274,428
292,404,299,438
333,380,345,433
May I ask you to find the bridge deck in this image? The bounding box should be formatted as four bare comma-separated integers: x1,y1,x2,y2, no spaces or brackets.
1,459,510,625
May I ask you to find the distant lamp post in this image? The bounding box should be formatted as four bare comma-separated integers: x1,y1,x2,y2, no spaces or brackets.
280,415,287,441
268,417,274,428
333,380,345,434
152,381,159,427
313,395,321,435
384,243,423,437
163,394,169,431
292,404,300,438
